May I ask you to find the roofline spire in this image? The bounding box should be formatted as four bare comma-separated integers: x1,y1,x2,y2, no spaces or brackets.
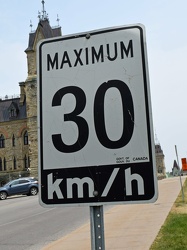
30,20,33,32
154,130,160,145
38,0,48,21
56,14,60,26
41,1,46,19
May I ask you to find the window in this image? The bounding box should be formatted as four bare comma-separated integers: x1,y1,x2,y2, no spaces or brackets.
8,102,18,118
0,158,2,171
13,157,16,170
24,155,27,168
19,179,29,184
10,109,16,117
11,180,19,186
12,134,15,147
4,158,6,171
0,134,5,148
24,155,28,168
24,155,30,169
24,131,28,145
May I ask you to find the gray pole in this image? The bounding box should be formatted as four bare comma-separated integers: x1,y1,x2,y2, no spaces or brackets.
175,145,184,202
90,205,105,250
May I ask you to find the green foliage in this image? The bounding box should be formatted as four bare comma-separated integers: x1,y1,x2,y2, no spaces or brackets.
150,179,187,250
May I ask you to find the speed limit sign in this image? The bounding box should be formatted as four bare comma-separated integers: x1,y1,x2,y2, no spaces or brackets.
37,24,158,207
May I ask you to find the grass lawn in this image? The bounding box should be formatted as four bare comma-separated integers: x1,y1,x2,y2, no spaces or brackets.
150,177,187,250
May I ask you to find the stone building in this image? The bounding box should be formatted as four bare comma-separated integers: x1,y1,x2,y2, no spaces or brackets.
155,143,166,179
0,3,62,184
0,97,28,184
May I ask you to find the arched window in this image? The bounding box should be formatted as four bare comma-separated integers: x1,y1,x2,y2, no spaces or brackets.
4,158,6,171
24,131,28,145
0,134,5,148
13,157,16,170
0,158,2,171
12,134,15,147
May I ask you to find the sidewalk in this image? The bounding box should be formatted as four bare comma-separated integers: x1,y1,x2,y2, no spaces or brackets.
42,176,186,250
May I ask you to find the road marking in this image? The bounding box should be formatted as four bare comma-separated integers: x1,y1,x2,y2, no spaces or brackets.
0,208,56,227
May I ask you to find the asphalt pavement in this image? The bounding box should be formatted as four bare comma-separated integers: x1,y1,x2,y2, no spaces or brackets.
42,176,186,250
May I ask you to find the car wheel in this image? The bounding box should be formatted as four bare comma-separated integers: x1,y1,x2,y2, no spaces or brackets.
0,191,7,200
30,187,38,196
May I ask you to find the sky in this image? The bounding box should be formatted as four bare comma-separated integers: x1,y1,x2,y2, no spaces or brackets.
0,0,187,172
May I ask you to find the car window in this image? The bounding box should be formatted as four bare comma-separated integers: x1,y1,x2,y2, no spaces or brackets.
19,180,29,184
30,178,38,182
5,181,12,186
11,180,19,186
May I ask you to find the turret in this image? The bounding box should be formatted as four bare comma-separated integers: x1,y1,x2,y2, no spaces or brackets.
23,1,62,176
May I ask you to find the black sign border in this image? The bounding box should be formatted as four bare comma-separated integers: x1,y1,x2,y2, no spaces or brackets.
38,25,157,206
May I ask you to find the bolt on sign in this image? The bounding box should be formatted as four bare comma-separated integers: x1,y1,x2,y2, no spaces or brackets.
37,24,158,207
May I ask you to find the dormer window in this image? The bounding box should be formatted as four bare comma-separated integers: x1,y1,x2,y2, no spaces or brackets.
8,102,19,118
10,109,16,117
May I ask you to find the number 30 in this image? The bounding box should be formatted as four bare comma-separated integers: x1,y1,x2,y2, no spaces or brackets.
52,79,134,153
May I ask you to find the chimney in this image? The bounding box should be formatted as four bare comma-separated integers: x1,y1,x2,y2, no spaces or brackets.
19,82,26,105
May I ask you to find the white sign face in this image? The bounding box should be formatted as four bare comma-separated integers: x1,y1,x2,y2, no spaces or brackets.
38,24,158,206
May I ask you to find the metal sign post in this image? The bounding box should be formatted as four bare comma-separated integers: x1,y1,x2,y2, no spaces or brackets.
175,145,184,202
37,23,158,249
90,206,105,250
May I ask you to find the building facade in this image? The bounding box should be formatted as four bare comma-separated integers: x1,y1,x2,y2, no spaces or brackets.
0,97,28,184
155,143,166,179
0,9,62,184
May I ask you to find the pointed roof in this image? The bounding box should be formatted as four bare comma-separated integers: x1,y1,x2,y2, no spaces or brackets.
0,98,26,122
25,19,62,52
173,160,180,170
7,101,19,112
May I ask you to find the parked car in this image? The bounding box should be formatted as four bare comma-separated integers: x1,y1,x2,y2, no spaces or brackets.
0,177,38,200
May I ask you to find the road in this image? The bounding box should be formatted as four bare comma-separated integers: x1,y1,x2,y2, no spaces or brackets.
0,177,185,250
0,195,89,250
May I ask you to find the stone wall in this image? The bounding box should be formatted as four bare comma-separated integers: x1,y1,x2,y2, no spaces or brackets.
0,119,29,183
24,77,38,177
